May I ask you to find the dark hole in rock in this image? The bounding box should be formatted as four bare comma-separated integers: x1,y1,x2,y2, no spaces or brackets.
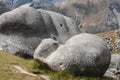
52,36,57,41
60,24,63,27
79,24,83,28
60,63,62,65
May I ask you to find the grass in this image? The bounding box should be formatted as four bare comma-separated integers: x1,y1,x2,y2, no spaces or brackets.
0,50,42,80
0,51,113,80
28,60,113,80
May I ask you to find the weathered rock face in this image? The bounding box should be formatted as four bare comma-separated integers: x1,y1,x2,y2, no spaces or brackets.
0,0,63,10
0,5,81,56
34,38,59,60
0,1,10,15
115,39,120,49
0,0,59,14
0,0,32,9
35,33,111,76
30,0,57,11
57,0,120,33
104,54,120,79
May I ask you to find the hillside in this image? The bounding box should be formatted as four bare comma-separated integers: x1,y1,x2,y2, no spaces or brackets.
58,0,120,33
0,0,64,10
1,0,120,34
0,1,10,15
0,50,43,80
0,50,113,80
97,30,120,53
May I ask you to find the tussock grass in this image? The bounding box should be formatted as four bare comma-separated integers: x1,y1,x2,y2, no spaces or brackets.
0,51,42,80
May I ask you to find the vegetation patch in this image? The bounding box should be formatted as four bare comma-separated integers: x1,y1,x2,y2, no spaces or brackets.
0,51,113,80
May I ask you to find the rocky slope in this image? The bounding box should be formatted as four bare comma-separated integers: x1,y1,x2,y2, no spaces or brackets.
58,0,120,33
0,1,10,14
0,0,32,9
97,30,120,54
30,0,57,11
0,0,63,15
0,0,64,9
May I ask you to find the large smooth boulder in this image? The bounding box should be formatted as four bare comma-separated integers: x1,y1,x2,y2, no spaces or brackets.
104,54,120,79
35,33,111,76
0,5,81,57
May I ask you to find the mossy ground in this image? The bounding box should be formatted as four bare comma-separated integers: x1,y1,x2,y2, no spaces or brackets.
0,51,113,80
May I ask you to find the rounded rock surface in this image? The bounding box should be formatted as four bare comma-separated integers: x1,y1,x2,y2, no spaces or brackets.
45,33,111,76
34,38,59,62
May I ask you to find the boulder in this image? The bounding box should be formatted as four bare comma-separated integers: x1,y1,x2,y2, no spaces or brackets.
35,33,111,76
104,54,120,79
0,5,81,57
34,38,59,61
